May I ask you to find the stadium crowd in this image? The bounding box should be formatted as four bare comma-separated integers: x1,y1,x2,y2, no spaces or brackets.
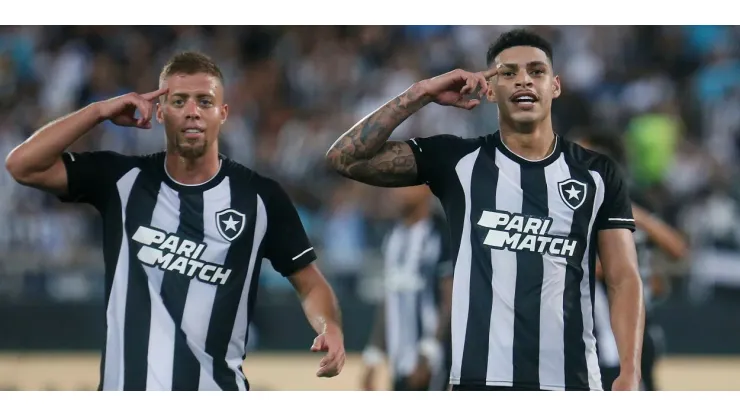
1,25,739,305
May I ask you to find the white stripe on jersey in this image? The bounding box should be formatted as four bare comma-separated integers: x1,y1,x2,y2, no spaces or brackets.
449,148,480,382
103,168,141,390
224,194,267,390
145,183,181,390
584,170,607,390
186,177,233,391
485,149,520,387
292,247,314,261
538,154,573,390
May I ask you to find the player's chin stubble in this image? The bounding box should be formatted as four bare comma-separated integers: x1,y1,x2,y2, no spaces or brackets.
172,136,208,159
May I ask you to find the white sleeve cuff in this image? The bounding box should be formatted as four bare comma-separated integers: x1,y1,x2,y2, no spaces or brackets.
362,346,385,367
418,338,444,371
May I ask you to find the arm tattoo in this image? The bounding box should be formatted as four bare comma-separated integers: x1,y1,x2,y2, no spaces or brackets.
326,84,431,187
340,142,418,187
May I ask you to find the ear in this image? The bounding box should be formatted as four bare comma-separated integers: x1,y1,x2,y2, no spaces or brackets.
486,81,497,103
155,100,164,124
552,75,562,100
221,103,229,125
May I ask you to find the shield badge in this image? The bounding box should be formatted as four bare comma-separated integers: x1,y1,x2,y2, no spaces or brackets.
558,179,588,210
216,208,246,242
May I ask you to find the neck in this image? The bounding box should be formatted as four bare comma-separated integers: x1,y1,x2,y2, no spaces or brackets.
499,116,556,161
165,150,221,185
402,203,430,226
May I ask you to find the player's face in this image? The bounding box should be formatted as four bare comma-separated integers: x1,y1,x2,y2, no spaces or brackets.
391,185,431,217
157,73,228,159
486,46,561,125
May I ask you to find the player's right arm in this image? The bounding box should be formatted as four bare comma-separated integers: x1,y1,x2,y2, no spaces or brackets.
4,88,167,197
325,68,495,187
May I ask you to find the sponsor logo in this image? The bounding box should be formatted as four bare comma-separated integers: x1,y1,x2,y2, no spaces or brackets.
132,226,231,285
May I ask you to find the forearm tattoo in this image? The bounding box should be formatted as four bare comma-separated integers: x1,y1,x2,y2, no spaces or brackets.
326,86,430,187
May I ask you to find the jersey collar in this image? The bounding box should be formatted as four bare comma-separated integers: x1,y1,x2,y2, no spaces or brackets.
159,152,228,194
486,130,562,166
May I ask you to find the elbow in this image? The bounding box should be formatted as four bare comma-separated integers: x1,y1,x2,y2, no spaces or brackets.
5,145,44,187
4,148,28,185
325,147,348,174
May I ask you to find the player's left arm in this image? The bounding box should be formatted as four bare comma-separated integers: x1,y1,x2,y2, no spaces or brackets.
595,159,645,391
288,263,345,378
262,178,345,378
598,229,644,379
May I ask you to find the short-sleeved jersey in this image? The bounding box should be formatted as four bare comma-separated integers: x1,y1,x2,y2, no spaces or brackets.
405,131,635,391
380,214,451,379
59,150,316,391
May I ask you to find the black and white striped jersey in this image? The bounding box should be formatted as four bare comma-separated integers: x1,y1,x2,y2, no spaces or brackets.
380,214,451,381
58,150,316,391
405,131,635,391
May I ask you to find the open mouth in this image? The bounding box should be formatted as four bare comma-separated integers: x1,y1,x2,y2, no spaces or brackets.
182,127,205,139
510,91,538,109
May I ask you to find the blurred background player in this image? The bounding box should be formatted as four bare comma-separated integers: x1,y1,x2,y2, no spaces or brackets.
361,185,453,391
573,129,690,391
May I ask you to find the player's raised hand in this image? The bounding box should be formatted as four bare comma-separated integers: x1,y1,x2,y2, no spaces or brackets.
96,87,169,129
311,326,346,378
418,68,495,110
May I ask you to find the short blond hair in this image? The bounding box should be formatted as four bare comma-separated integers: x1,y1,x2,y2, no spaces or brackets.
159,51,224,86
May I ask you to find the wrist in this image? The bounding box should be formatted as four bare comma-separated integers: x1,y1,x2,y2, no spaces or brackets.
619,362,641,377
88,102,107,124
322,321,342,337
408,81,434,105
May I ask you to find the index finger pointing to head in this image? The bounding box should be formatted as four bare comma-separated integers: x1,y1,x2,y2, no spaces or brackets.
141,87,169,101
482,67,499,79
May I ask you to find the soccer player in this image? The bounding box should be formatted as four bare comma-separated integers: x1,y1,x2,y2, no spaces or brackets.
5,52,345,391
574,130,689,391
360,185,453,391
326,29,645,391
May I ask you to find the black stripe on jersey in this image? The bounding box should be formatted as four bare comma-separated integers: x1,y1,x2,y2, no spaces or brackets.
205,180,258,391
123,173,158,390
562,165,596,390
513,165,549,386
162,192,205,391
415,292,424,345
240,240,265,391
460,153,497,384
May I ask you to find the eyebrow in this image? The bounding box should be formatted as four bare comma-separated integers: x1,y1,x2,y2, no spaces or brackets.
499,61,548,69
169,92,215,98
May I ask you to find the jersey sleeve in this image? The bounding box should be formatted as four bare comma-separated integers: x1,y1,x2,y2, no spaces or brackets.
58,150,133,210
262,178,317,277
404,134,461,187
594,157,636,232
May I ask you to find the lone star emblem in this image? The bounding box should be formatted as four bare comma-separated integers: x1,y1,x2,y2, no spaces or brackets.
216,209,246,242
557,179,588,210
